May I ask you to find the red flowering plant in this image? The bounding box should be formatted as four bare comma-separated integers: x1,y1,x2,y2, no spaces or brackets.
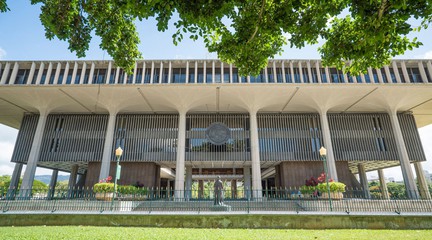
300,173,343,195
99,176,112,183
305,176,318,187
314,172,346,193
317,173,334,183
300,176,319,195
94,176,114,193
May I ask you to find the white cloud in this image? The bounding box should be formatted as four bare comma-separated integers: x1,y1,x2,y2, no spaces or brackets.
0,125,17,176
0,142,15,162
422,50,432,59
0,164,14,176
0,47,6,60
283,32,292,40
0,142,15,176
0,125,53,176
418,125,432,173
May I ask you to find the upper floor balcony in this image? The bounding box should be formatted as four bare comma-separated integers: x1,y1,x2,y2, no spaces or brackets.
1,59,432,86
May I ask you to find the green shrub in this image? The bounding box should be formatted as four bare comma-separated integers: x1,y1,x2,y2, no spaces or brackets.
93,183,114,193
369,185,382,199
118,185,148,195
316,182,346,193
300,185,316,194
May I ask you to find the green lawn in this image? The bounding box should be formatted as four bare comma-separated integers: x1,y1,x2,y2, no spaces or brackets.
0,227,431,240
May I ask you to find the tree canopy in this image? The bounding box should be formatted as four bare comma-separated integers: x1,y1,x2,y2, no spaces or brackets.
0,175,48,195
2,1,432,76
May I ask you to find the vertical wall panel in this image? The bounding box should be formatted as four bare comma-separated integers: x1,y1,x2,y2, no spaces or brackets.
11,115,39,163
113,114,179,162
398,114,427,161
256,114,322,161
328,113,399,161
38,114,108,163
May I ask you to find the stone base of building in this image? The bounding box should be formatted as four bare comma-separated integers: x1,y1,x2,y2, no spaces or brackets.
210,205,232,212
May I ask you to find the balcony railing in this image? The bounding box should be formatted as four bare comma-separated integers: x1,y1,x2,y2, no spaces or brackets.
1,60,432,86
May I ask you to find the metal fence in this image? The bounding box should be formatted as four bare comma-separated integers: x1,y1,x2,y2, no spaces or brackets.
1,187,432,214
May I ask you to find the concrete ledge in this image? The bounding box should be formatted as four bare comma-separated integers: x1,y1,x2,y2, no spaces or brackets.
1,213,432,229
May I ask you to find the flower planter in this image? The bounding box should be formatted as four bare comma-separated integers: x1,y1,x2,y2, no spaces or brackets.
320,192,344,200
95,192,114,201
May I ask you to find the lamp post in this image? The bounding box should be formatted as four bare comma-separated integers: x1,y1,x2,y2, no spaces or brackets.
111,146,123,211
319,146,333,211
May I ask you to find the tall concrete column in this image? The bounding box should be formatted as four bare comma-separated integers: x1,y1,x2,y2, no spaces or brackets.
388,111,419,199
76,171,87,188
231,180,237,199
185,166,192,200
243,166,251,199
174,111,186,200
27,62,36,85
198,180,204,199
319,111,338,181
20,111,48,197
414,162,431,200
45,62,53,85
274,165,280,188
69,165,79,188
9,62,19,84
7,163,23,199
358,164,371,199
0,62,10,84
9,163,23,191
49,170,59,189
377,169,390,200
47,169,58,199
249,111,262,199
68,165,79,198
99,112,117,181
198,168,203,198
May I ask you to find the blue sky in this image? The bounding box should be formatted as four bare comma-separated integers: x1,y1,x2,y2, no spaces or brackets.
1,1,432,180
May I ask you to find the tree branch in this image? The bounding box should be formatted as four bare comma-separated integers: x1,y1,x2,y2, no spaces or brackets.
247,0,266,44
377,0,388,22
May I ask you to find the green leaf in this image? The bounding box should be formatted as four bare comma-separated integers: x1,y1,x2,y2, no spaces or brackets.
29,0,430,75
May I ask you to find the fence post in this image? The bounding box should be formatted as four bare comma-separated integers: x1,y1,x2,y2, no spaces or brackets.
6,187,16,200
2,200,9,213
149,198,152,214
99,193,105,213
51,197,57,213
247,191,250,214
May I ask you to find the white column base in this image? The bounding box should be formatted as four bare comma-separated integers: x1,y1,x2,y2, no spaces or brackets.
389,112,419,199
319,112,338,181
378,169,390,200
99,113,117,181
250,111,262,199
20,112,48,198
174,112,186,200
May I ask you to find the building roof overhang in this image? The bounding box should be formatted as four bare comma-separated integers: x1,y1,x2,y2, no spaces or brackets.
1,84,432,129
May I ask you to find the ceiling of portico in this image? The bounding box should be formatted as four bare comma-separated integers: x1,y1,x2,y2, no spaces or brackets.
1,84,432,129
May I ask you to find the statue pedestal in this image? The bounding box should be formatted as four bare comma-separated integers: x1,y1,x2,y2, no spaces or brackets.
210,205,232,212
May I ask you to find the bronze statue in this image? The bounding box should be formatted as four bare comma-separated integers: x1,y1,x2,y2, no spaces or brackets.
214,176,224,205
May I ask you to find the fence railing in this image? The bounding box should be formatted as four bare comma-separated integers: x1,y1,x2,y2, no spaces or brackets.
2,187,430,200
1,187,431,214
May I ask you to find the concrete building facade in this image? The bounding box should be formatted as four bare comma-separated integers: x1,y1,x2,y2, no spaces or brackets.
1,59,432,199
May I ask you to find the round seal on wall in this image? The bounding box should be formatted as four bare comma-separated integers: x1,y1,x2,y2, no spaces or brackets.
206,122,231,145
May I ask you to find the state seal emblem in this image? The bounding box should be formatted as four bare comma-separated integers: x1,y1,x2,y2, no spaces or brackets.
206,122,231,145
